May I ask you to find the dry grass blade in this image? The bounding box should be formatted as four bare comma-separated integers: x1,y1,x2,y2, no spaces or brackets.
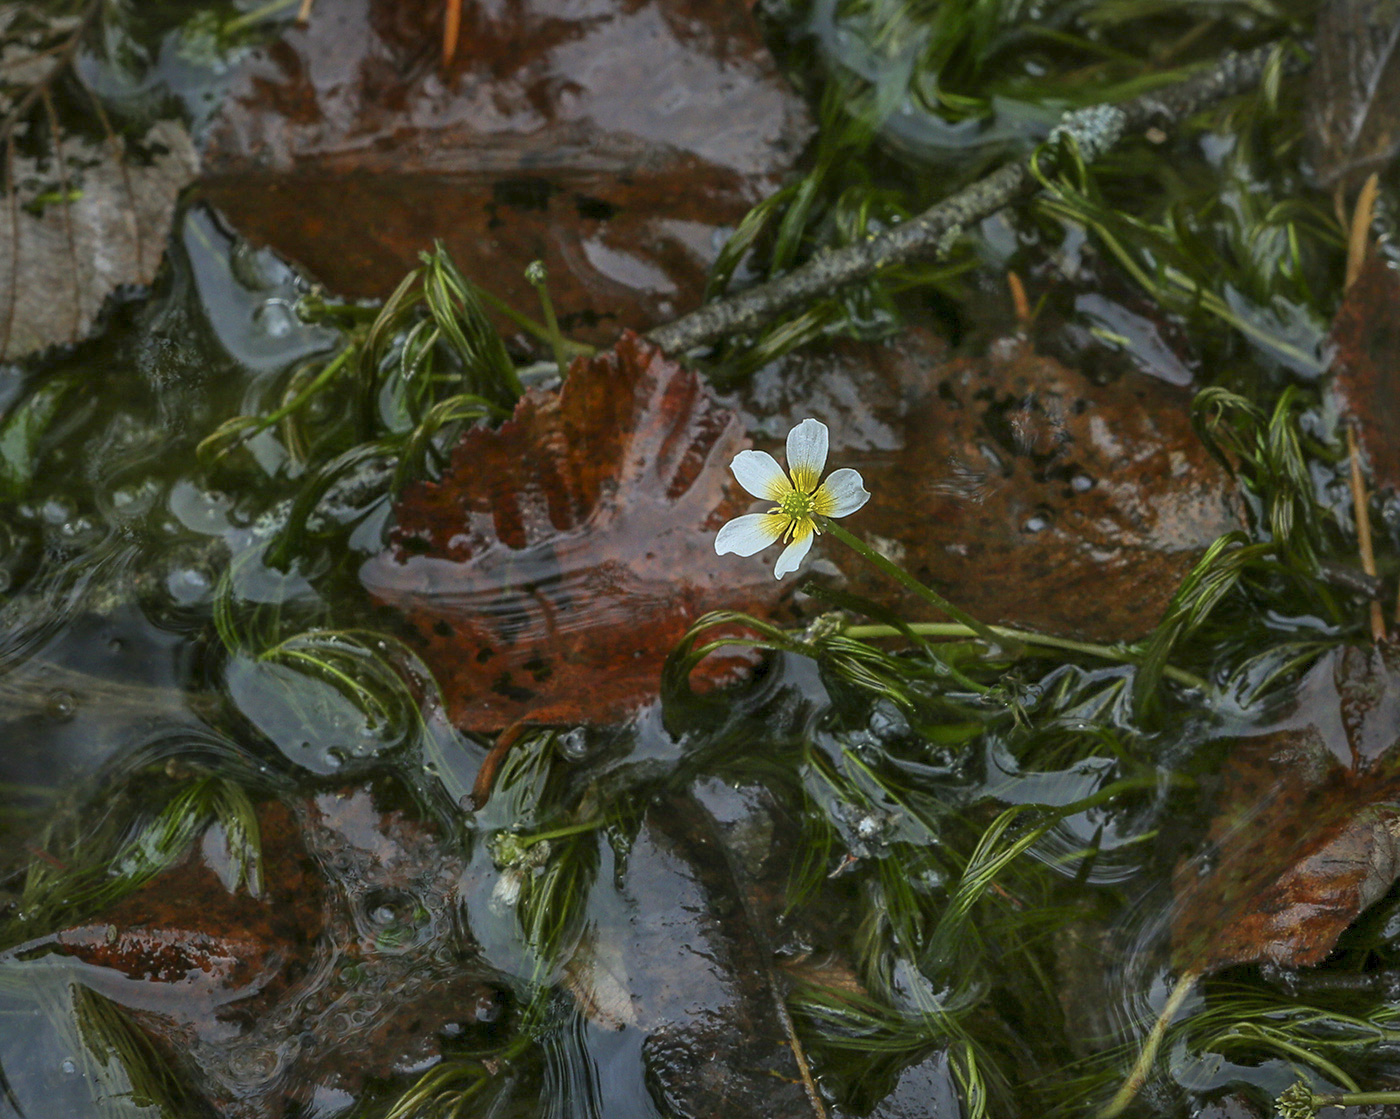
1345,423,1385,641
443,0,462,68
1345,171,1379,289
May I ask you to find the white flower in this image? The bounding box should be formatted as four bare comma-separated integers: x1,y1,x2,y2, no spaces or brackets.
714,418,870,579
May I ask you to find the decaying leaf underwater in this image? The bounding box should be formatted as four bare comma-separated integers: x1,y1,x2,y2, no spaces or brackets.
5,0,1400,1118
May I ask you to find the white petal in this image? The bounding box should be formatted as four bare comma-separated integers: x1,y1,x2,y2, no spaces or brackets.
773,530,814,578
715,513,786,557
786,419,828,493
730,450,791,501
814,468,870,518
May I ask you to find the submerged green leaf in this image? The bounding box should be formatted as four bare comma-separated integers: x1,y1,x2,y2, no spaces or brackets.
0,375,73,500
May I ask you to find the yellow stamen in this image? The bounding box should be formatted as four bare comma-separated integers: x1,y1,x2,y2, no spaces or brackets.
757,512,789,542
789,465,820,494
763,473,794,503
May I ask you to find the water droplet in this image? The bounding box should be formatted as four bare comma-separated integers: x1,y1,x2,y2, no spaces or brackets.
556,727,589,761
45,690,76,721
253,299,297,338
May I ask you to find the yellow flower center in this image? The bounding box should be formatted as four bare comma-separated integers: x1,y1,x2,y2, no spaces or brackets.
778,488,816,520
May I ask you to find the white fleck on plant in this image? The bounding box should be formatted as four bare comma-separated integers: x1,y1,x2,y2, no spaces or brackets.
714,418,870,579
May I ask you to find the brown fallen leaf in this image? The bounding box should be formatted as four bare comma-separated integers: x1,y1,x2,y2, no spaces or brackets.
1171,641,1400,974
1305,0,1400,192
197,0,813,346
1105,641,1400,1116
360,331,792,733
0,12,199,360
732,326,1243,642
1329,256,1400,492
32,800,323,1008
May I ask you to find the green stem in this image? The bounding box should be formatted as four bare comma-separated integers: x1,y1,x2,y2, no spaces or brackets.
263,345,355,427
820,519,1006,649
479,282,593,363
1319,1092,1400,1109
841,623,1210,691
1100,971,1200,1119
224,0,299,33
526,266,569,380
520,819,602,847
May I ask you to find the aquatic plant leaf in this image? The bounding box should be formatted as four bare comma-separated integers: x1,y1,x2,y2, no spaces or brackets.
1328,256,1400,490
362,331,789,731
1305,0,1400,191
197,0,812,345
1171,642,1400,973
732,328,1243,641
0,373,73,499
0,119,198,359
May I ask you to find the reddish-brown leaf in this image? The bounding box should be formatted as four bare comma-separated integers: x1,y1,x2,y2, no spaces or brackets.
196,0,813,346
360,332,792,732
1171,641,1400,973
36,800,323,1019
1330,256,1400,491
731,327,1243,642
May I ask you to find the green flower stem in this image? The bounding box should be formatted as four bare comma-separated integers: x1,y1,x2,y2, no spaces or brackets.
1319,1092,1400,1109
1101,971,1199,1119
471,284,594,362
524,261,572,379
819,518,1007,649
841,623,1209,692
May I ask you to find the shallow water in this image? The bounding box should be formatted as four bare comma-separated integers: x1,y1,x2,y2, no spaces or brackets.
2,1,1397,1118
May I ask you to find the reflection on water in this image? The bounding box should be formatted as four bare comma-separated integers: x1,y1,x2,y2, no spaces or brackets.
0,2,1393,1118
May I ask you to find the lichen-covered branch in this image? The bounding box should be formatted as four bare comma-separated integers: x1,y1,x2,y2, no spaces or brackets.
647,43,1307,357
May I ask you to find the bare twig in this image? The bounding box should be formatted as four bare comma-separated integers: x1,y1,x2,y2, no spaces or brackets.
647,43,1307,356
1007,271,1031,326
82,85,141,276
296,0,315,26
